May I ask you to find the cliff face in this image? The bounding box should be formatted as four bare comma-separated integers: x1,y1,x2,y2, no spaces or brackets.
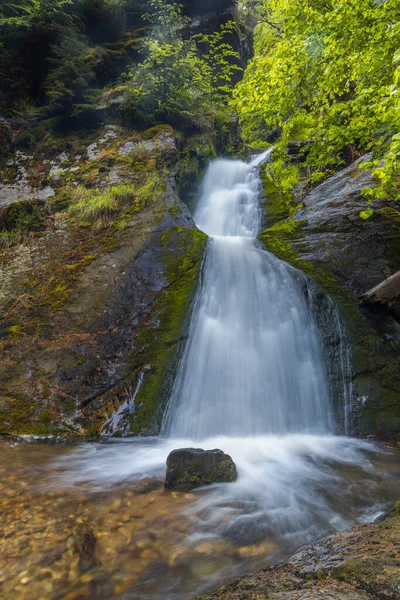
0,126,207,437
260,157,400,436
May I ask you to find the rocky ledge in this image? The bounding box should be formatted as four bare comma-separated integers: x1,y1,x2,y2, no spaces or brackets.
197,503,400,600
260,157,400,436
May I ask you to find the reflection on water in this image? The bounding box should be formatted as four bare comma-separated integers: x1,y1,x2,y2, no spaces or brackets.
1,435,400,600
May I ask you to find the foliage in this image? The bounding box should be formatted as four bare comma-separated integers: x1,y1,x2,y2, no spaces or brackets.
0,0,147,117
122,1,241,128
68,185,131,229
263,149,300,199
44,32,97,119
67,174,162,229
0,0,75,31
0,0,240,133
234,0,400,201
195,21,242,105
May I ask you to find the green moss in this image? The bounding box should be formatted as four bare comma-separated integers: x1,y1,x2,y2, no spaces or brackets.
84,422,101,438
176,131,217,207
129,227,207,434
0,398,70,436
142,124,174,140
259,216,400,435
261,165,292,225
8,324,22,336
260,155,300,226
0,200,47,245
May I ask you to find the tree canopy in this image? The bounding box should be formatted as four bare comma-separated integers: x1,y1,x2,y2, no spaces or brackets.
0,0,241,132
235,0,400,201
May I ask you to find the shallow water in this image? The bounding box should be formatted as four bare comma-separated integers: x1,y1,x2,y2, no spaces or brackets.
1,436,400,600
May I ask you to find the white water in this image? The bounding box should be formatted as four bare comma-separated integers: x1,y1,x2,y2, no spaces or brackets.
49,153,400,596
163,151,334,438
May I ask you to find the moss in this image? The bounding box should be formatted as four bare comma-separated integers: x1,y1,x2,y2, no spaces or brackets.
175,131,218,208
142,124,175,140
84,422,101,438
259,215,400,435
0,397,70,436
0,200,47,236
129,227,208,434
8,324,22,336
260,165,292,225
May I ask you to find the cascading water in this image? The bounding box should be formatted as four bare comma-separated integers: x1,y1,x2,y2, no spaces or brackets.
44,152,400,600
163,151,334,438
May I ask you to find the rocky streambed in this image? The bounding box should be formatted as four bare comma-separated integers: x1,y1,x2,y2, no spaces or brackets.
197,503,400,600
1,436,400,600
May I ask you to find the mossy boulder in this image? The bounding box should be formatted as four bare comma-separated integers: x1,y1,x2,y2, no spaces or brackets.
165,448,237,491
259,156,400,436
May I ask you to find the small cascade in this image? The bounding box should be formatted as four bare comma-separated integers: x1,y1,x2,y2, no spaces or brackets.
163,151,335,439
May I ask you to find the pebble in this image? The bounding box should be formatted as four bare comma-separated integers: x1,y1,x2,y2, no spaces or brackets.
0,439,289,600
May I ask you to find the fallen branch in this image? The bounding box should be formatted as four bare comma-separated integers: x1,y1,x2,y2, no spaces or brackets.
360,271,400,307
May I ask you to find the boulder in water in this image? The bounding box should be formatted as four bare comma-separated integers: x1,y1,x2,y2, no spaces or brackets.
165,448,237,491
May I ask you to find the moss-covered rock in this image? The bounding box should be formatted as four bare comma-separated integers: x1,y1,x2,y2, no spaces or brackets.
0,126,207,437
165,448,237,491
259,156,400,436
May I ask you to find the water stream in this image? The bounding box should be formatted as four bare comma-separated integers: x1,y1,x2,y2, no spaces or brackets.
163,150,334,438
2,153,400,600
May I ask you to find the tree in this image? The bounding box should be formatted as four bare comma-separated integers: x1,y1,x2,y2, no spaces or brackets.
122,0,211,127
0,0,74,31
195,21,242,106
234,0,400,200
44,31,97,120
122,0,241,128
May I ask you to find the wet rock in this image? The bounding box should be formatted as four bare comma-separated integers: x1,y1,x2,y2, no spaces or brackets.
196,502,400,600
165,448,237,491
260,156,400,435
73,523,97,571
133,478,164,495
0,125,207,437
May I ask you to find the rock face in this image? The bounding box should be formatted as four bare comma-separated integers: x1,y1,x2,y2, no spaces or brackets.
165,448,237,491
260,156,400,435
197,503,400,600
0,126,207,437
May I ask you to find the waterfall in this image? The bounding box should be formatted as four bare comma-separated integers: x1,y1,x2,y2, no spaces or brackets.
163,151,334,438
53,153,396,600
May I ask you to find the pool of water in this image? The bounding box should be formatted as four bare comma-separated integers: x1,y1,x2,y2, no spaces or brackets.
1,435,400,600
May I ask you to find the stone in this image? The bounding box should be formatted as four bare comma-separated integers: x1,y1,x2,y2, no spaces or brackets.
165,448,237,491
260,154,400,435
73,523,96,571
0,125,207,437
196,502,400,600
